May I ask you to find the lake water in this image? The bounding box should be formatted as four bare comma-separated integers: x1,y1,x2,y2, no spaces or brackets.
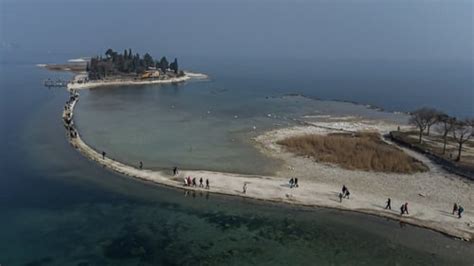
75,73,408,175
1,53,473,265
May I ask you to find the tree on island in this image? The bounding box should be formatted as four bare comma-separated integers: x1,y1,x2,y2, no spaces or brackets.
105,48,114,58
134,53,146,74
87,48,179,80
170,58,179,74
158,56,169,73
143,53,154,68
452,119,473,161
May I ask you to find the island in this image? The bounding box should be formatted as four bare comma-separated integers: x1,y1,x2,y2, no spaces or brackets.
39,48,207,89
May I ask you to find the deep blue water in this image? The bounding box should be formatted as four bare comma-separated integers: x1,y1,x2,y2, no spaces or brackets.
1,52,473,265
190,56,472,117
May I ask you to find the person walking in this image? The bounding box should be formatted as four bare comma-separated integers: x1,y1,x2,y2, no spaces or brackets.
139,161,143,169
404,202,409,215
342,185,347,195
452,203,458,215
289,178,294,188
400,204,405,215
344,190,350,199
385,198,391,210
102,151,106,160
339,192,343,203
173,167,178,176
243,183,247,194
199,177,204,188
192,177,197,187
205,179,210,189
294,178,299,188
458,205,464,218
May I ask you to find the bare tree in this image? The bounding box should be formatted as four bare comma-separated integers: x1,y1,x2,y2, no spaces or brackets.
425,109,442,136
437,114,456,154
452,119,473,161
409,108,432,143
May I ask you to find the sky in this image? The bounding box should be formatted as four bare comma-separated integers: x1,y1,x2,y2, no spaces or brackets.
0,0,472,61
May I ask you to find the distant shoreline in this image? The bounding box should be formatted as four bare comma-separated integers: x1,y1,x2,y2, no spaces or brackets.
67,72,197,90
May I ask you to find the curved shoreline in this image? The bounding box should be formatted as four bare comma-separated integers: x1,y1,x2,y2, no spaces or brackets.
67,72,207,90
63,91,473,242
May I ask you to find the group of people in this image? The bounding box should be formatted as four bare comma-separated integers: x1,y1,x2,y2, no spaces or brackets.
400,202,409,215
385,198,408,215
289,177,299,188
338,185,351,202
452,203,465,218
386,198,467,219
384,197,466,220
342,191,413,217
63,90,79,139
183,176,210,189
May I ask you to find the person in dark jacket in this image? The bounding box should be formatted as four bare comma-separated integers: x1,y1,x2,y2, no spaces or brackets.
452,203,458,215
385,198,391,210
458,206,464,218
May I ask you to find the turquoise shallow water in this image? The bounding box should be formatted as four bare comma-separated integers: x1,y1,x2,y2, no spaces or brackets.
1,56,473,265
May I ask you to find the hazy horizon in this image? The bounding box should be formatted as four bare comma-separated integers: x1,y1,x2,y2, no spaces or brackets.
1,0,472,117
1,0,472,62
